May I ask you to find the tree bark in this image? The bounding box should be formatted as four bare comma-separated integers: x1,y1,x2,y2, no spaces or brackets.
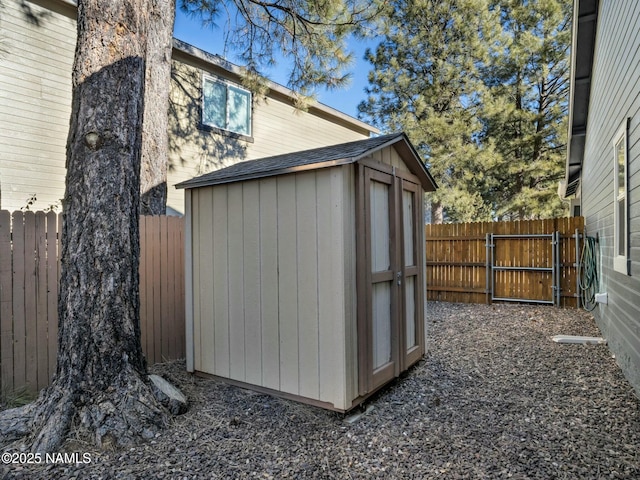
140,0,175,215
431,202,444,224
0,0,177,452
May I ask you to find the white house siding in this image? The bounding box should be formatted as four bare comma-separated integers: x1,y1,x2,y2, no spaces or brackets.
167,54,372,214
189,165,358,410
581,0,640,393
0,0,75,212
0,2,374,214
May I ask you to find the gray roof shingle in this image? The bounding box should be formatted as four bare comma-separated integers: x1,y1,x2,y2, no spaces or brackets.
175,132,436,190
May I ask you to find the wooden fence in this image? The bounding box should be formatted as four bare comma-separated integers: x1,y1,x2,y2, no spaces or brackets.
425,217,585,307
0,210,185,395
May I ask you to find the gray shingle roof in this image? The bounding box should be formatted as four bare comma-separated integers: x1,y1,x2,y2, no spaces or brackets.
175,132,436,191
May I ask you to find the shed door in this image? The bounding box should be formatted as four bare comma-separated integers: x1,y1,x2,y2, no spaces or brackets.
358,165,424,395
400,180,424,369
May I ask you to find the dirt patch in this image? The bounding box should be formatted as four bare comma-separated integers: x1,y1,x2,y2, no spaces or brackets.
2,302,639,479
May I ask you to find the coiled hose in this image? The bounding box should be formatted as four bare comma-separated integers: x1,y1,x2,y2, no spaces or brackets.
578,235,599,311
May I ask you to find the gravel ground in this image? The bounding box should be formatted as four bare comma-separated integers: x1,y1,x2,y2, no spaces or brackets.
2,302,640,479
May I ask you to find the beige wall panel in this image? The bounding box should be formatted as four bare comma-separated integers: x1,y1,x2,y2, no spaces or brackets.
0,0,74,212
242,184,263,386
405,277,417,349
276,175,299,395
371,181,391,271
259,179,281,390
316,167,348,409
226,184,246,381
370,179,393,369
295,173,320,400
368,151,381,164
191,190,203,371
341,165,359,406
389,147,407,170
212,186,231,377
372,282,392,369
369,147,408,171
191,166,363,408
1,92,70,117
197,188,215,372
185,189,195,371
1,2,76,41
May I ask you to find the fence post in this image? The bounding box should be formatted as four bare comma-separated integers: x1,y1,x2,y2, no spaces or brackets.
485,233,491,304
575,228,581,309
551,231,557,307
490,233,495,304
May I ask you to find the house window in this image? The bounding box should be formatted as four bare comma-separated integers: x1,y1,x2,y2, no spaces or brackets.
613,119,629,275
202,76,251,137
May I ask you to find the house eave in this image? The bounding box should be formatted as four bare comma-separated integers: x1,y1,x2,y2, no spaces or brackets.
172,39,379,137
562,0,599,198
26,2,379,138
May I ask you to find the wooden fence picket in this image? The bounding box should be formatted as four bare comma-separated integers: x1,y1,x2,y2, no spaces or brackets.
426,217,584,307
0,211,186,396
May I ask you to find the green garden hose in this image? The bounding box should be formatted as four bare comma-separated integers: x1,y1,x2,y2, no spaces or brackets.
578,235,599,311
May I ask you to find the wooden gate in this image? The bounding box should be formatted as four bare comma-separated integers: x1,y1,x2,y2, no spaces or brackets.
425,217,584,308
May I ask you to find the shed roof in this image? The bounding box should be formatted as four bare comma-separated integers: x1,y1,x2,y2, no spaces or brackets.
176,133,437,192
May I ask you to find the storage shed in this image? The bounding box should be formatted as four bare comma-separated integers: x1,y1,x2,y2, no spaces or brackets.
176,133,437,411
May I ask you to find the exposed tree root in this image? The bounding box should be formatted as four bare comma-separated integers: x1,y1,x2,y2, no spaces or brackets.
0,366,179,453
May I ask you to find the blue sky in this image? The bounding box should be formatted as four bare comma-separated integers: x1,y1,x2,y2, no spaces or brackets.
172,9,378,119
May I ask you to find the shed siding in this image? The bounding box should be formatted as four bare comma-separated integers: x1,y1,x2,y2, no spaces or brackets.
196,188,214,373
369,146,408,171
296,173,320,399
276,175,299,394
318,166,356,404
581,0,640,393
212,187,230,376
227,183,246,381
259,179,281,390
243,185,262,386
342,166,359,404
0,0,75,212
191,165,355,409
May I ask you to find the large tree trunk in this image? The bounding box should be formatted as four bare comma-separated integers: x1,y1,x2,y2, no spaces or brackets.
140,0,175,215
0,0,180,453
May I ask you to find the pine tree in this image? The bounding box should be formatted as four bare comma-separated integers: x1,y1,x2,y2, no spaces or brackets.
359,0,572,222
481,0,571,220
359,0,501,223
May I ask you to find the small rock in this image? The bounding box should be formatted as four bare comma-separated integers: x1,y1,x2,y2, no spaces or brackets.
149,374,188,415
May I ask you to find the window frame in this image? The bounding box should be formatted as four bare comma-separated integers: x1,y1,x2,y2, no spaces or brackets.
613,119,630,275
201,74,252,138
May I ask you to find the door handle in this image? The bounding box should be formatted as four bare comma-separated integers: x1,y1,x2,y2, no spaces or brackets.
397,271,402,286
